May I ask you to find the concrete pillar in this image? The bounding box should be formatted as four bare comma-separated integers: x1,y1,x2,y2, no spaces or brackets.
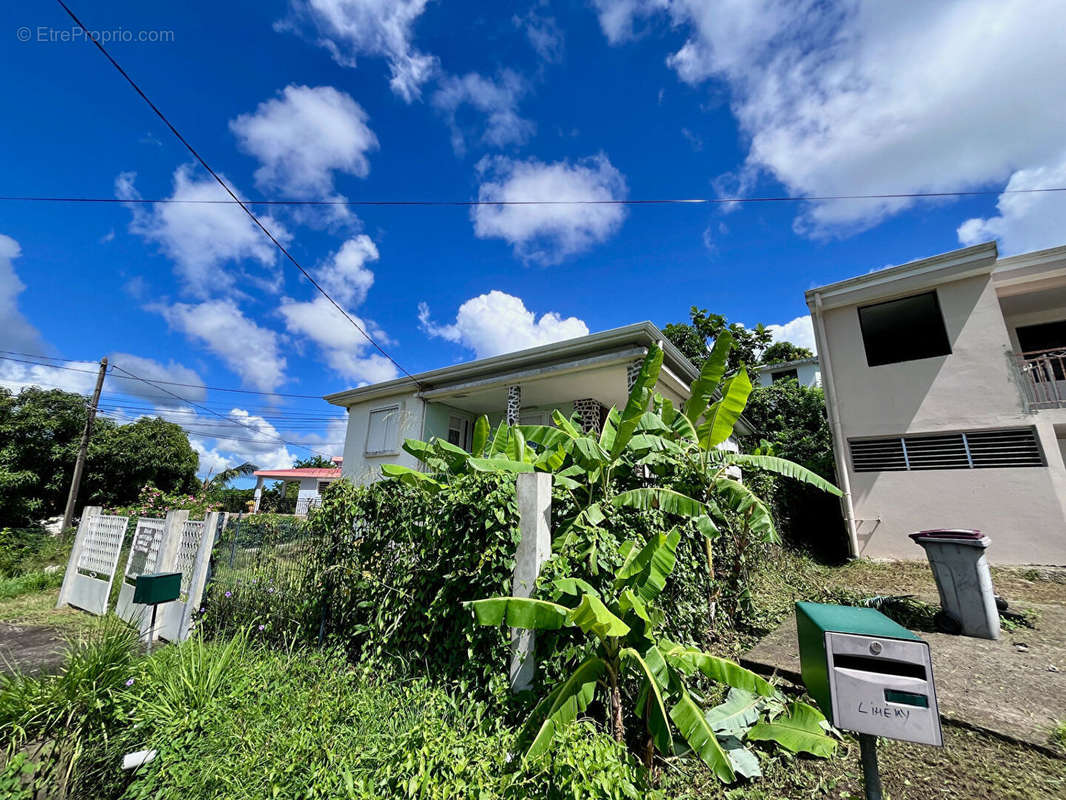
573,398,602,433
506,384,522,426
253,476,264,513
510,472,552,692
149,510,189,642
56,505,100,608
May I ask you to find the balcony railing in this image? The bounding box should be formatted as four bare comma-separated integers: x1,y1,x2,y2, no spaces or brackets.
1014,348,1066,409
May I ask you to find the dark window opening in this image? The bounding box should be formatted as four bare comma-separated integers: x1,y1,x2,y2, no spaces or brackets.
858,291,951,367
771,368,799,383
1017,320,1066,380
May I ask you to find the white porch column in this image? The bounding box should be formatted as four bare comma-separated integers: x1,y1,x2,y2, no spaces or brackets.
506,384,521,426
252,476,264,513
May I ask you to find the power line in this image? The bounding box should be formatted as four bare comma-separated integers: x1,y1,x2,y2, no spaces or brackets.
0,350,335,400
94,414,344,448
108,363,333,458
54,0,419,388
3,186,1066,207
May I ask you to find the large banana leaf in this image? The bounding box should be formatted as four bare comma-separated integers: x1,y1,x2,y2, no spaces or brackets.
433,439,475,472
659,641,776,697
670,413,699,444
615,528,681,603
705,688,761,734
622,647,673,754
523,656,606,761
746,702,837,757
610,346,663,459
611,488,707,518
468,597,571,630
400,439,449,473
471,415,490,457
683,329,733,424
534,446,567,472
670,691,735,783
720,454,841,496
571,437,610,472
697,367,752,449
551,409,583,439
489,422,510,455
598,407,620,453
627,434,682,455
380,464,442,493
467,456,535,474
507,426,527,463
713,478,778,543
519,424,573,452
567,594,630,640
636,411,670,433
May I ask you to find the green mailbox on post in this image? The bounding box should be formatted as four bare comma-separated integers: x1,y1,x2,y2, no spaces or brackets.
796,602,942,747
133,572,182,605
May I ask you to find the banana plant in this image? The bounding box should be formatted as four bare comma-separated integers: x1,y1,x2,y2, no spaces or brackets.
467,528,835,780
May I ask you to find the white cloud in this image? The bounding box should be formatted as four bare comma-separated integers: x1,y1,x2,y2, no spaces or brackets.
594,1,1066,237
278,0,438,102
418,290,589,359
0,358,99,396
153,300,287,392
117,167,289,297
278,235,396,386
432,71,534,155
472,155,628,264
0,234,46,353
280,295,398,385
514,8,564,63
106,353,207,407
765,314,816,354
230,85,379,197
958,156,1066,255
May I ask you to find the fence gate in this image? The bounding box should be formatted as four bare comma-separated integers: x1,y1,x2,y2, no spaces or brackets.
115,517,167,632
156,512,223,642
56,507,129,615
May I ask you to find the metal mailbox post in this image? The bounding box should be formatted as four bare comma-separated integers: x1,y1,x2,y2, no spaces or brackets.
797,602,942,800
133,572,182,654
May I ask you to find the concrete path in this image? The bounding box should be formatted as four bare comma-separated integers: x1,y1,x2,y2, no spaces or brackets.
743,602,1066,750
0,622,66,676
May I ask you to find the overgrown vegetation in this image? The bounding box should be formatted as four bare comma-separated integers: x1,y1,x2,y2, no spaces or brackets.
0,527,70,578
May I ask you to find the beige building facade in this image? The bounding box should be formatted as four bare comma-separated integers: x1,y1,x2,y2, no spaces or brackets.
808,241,1066,565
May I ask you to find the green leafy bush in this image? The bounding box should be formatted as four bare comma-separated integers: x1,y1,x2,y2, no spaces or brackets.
0,570,64,600
0,526,70,578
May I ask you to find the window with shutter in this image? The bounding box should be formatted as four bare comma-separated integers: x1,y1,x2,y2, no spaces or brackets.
365,405,400,454
849,428,1043,472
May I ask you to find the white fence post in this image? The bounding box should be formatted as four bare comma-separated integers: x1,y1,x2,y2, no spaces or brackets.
55,505,100,608
178,511,224,640
510,472,552,693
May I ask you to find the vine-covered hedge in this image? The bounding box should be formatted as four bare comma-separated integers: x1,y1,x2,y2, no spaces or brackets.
306,474,521,690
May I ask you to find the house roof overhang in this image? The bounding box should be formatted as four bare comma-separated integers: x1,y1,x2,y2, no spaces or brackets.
755,356,820,373
324,322,698,407
804,241,999,312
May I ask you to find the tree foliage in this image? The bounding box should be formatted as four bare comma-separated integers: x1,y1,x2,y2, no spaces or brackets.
662,308,772,373
759,341,814,365
0,387,198,526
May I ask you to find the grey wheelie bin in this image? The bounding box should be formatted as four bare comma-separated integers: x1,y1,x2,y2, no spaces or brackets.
909,529,999,640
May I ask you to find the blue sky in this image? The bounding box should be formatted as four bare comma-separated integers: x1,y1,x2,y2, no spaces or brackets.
3,1,1065,476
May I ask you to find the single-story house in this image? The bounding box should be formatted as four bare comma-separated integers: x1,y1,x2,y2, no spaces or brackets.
325,322,752,485
252,457,343,515
754,356,821,388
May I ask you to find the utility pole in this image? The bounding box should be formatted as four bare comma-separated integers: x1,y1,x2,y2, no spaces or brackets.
61,357,108,533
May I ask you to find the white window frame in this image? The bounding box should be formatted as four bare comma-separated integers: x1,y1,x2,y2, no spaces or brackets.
365,404,401,456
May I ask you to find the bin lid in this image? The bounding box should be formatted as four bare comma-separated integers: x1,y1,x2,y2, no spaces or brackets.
910,528,982,539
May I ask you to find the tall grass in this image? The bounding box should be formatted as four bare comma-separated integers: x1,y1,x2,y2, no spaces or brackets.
0,616,139,797
0,570,64,601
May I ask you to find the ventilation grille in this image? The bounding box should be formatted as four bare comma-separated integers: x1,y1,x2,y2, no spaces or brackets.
849,428,1043,472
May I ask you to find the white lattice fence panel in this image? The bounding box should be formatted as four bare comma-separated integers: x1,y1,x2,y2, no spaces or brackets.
116,517,167,625
58,510,128,616
76,515,127,576
176,519,206,595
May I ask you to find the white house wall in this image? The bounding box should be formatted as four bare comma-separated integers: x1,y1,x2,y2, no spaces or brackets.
822,273,1066,564
340,391,425,485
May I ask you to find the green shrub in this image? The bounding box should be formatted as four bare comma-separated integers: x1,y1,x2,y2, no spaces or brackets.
0,527,70,578
0,570,64,600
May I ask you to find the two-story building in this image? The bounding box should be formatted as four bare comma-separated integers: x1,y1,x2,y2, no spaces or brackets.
808,241,1066,564
755,356,821,389
325,321,750,485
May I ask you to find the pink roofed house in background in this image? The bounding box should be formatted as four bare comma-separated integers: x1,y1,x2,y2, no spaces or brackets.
252,457,343,515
